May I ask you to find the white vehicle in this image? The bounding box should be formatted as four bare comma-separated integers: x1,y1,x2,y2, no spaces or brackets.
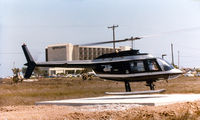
195,73,200,77
184,73,194,77
66,74,72,78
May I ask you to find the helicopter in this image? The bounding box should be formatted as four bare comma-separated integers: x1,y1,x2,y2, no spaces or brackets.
22,36,182,95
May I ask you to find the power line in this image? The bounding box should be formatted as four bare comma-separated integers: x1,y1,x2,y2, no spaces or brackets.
0,52,45,54
0,52,23,54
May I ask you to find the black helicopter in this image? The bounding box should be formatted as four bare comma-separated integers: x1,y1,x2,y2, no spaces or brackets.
22,37,182,94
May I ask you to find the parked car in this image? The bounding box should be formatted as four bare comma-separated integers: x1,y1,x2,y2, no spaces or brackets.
184,73,194,77
195,73,200,77
71,74,77,77
66,74,72,78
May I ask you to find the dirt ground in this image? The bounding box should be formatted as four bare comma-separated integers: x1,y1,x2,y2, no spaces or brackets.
1,101,200,120
1,76,200,119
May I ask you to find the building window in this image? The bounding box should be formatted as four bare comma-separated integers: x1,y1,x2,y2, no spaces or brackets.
50,70,56,75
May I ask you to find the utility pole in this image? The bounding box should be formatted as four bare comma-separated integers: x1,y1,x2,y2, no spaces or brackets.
108,25,119,51
171,43,174,66
178,51,180,68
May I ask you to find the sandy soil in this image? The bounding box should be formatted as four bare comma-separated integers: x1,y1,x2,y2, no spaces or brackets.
1,101,200,120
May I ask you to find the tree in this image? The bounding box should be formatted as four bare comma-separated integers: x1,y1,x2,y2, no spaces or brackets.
21,67,27,76
81,68,92,74
34,67,42,78
81,68,93,80
196,69,200,73
75,70,81,74
12,68,22,83
34,67,48,78
173,64,178,69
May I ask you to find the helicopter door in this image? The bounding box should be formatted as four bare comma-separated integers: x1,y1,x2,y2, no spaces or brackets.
146,59,161,72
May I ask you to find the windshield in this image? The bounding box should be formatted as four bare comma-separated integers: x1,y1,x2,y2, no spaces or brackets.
157,58,174,71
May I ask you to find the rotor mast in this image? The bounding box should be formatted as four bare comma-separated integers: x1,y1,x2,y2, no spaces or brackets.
108,25,119,51
129,36,140,50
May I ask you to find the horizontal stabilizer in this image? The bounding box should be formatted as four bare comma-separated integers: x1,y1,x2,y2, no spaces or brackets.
105,89,166,95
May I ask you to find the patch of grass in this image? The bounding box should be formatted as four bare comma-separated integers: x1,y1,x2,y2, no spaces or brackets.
0,77,125,106
0,76,200,106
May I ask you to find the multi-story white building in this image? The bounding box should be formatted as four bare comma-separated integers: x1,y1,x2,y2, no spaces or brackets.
45,43,131,76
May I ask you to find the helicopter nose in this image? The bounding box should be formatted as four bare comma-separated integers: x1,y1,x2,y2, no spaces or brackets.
168,68,183,79
173,68,183,74
170,68,183,75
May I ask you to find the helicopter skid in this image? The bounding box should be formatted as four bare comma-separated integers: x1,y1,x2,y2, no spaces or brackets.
105,89,166,95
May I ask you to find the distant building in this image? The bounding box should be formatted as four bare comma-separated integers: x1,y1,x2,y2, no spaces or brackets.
45,43,131,76
46,43,131,61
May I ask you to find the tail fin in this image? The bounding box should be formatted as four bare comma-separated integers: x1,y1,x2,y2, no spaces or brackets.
22,44,36,79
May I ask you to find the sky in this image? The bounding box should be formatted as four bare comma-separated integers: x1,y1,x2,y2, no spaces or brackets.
1,0,200,77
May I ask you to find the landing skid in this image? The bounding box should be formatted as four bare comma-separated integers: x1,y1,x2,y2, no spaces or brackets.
105,89,166,95
107,80,166,95
124,80,156,92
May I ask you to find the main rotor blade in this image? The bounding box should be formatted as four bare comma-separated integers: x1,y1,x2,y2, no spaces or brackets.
81,26,200,46
82,37,141,46
141,26,200,38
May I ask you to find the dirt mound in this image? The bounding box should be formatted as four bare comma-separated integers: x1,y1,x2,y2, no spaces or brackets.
1,101,200,120
66,101,200,120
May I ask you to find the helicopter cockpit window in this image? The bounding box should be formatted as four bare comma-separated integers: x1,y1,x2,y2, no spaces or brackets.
130,61,145,72
157,58,174,71
147,60,159,71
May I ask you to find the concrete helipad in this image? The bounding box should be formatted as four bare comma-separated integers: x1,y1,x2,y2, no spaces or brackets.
36,94,200,106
